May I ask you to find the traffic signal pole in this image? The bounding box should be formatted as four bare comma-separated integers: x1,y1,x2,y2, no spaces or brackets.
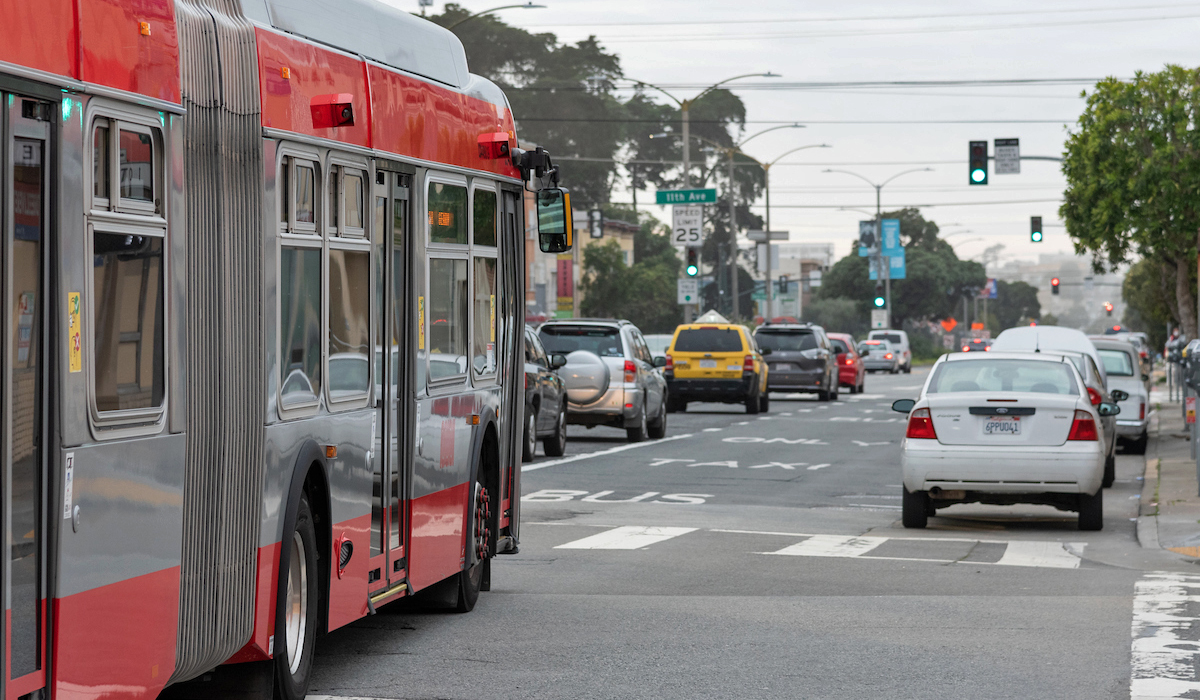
876,183,890,327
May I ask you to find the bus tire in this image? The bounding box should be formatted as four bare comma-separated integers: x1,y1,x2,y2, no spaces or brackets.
456,477,492,613
274,493,318,700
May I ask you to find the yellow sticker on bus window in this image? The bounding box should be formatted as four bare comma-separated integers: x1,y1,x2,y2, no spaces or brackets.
67,292,81,373
418,296,425,350
490,294,496,342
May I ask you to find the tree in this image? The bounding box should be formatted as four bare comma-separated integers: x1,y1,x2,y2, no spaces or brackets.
992,280,1041,330
1061,65,1200,337
802,298,868,337
1122,256,1194,347
578,208,683,333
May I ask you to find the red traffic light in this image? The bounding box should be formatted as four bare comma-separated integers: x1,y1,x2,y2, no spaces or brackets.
1051,277,1060,286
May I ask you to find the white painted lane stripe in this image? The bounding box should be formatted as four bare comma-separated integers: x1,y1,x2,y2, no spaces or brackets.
994,540,1084,569
554,525,698,550
521,433,693,472
768,534,888,558
1131,572,1200,699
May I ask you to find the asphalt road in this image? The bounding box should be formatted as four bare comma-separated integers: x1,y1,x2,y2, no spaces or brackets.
310,368,1195,700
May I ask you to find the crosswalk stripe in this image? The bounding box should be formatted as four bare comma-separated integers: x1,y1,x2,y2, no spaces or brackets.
1131,572,1200,699
554,525,698,550
767,534,888,558
995,540,1084,569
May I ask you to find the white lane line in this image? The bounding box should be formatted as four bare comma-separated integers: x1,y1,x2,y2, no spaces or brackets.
554,525,698,550
521,433,694,472
702,428,723,432
1131,572,1200,699
807,463,831,470
994,540,1084,569
767,534,888,558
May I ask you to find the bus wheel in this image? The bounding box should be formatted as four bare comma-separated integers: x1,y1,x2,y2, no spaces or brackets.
456,479,491,613
275,493,318,700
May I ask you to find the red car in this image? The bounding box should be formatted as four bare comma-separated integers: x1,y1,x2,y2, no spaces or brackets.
827,332,865,394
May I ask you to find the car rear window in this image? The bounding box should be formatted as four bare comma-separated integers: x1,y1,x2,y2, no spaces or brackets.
674,327,744,353
872,333,902,344
1098,349,1135,377
539,326,625,358
829,338,850,354
755,330,817,352
927,360,1079,395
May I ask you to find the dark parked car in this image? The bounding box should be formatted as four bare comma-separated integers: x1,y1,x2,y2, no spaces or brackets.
523,327,568,461
753,322,839,401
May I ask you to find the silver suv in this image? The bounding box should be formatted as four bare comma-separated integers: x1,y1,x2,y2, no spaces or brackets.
538,319,669,442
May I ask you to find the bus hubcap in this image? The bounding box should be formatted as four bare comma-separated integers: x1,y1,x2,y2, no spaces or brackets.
285,531,308,675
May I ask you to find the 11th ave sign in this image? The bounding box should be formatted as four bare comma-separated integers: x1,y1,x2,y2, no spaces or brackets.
656,188,717,205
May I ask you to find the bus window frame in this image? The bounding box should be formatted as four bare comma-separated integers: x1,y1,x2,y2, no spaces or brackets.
324,153,374,410
276,145,325,419
469,180,499,383
424,172,470,389
327,156,368,240
84,104,170,438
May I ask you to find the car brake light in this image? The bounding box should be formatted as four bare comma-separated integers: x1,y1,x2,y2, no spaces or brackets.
665,354,674,371
984,346,990,351
624,360,636,383
1067,410,1099,441
905,408,937,440
743,354,755,372
1086,387,1102,406
1140,403,1145,420
846,356,855,365
962,345,969,352
885,353,893,360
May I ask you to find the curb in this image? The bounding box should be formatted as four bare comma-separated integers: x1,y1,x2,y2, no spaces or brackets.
1136,457,1160,550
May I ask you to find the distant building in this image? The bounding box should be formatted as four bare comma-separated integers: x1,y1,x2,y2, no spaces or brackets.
748,242,835,319
989,252,1126,331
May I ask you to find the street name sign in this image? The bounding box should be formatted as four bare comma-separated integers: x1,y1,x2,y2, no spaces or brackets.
747,230,789,242
677,278,699,305
671,205,703,248
657,188,717,205
994,138,1020,174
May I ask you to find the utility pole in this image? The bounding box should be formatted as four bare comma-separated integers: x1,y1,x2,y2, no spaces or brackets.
728,148,738,319
756,144,830,320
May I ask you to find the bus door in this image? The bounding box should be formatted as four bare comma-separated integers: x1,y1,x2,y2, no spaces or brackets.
2,93,52,699
498,188,522,539
370,168,412,595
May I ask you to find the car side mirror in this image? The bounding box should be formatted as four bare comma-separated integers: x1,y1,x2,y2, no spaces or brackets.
1110,389,1129,402
653,355,667,368
1097,401,1121,416
1143,373,1150,381
891,399,916,413
550,353,568,369
761,347,772,356
536,188,573,253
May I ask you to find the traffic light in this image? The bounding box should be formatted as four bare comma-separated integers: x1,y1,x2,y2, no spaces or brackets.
1051,277,1060,295
778,274,789,293
873,282,885,308
1030,216,1043,242
685,248,699,277
969,141,988,185
1104,302,1113,317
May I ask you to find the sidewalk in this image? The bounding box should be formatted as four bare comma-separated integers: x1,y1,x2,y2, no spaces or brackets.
1138,390,1200,557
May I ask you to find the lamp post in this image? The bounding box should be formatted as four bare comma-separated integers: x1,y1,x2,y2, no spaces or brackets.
823,167,933,327
445,2,545,29
755,143,832,319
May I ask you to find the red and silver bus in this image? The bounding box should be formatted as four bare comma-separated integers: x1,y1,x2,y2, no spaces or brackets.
0,0,571,697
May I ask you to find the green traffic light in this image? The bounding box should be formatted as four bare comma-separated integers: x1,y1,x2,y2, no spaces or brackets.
686,264,699,277
1031,231,1043,242
970,168,986,183
873,296,885,308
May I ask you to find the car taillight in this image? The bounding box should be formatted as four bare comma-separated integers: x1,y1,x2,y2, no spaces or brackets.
665,354,674,371
524,373,528,390
905,408,937,440
962,345,969,352
1067,410,1099,441
984,346,990,351
1086,387,1102,406
624,360,636,383
743,354,755,372
885,353,893,360
1139,403,1145,420
1140,349,1149,359
846,356,855,365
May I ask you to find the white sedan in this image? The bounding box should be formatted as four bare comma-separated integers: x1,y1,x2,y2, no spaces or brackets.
891,352,1120,531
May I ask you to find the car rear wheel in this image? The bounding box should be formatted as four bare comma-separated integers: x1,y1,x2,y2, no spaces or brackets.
542,402,567,457
521,409,537,462
647,396,668,440
828,382,838,401
1102,452,1115,488
626,405,648,442
1078,489,1103,530
1127,431,1149,455
745,386,761,414
759,392,770,412
816,389,829,402
903,363,912,374
902,487,928,529
857,378,865,394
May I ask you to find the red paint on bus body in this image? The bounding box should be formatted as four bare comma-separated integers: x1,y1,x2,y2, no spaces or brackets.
0,0,77,77
79,0,181,103
226,542,281,664
408,483,470,591
51,566,180,700
326,512,373,632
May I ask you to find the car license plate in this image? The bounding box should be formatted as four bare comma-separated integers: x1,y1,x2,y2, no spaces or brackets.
699,359,717,369
774,363,791,371
983,416,1020,435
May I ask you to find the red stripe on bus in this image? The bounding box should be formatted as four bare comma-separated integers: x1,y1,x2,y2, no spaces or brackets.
327,513,373,632
408,483,470,592
225,542,281,664
51,566,179,700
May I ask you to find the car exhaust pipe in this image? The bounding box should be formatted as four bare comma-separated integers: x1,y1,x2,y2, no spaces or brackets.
929,486,942,496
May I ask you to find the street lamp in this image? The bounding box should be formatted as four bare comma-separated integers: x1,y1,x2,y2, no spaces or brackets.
628,72,780,189
755,143,831,319
446,2,545,29
823,167,933,327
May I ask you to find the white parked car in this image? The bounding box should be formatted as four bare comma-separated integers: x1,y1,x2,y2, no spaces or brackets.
858,339,900,373
1090,336,1149,454
867,329,911,373
892,352,1120,531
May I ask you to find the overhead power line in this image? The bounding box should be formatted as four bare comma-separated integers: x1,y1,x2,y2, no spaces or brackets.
522,118,1075,124
747,199,1064,209
509,77,1105,92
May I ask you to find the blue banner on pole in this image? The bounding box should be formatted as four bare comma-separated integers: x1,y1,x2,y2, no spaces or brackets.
881,219,902,255
869,247,906,280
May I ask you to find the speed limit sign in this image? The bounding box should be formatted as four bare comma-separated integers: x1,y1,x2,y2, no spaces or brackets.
672,205,703,248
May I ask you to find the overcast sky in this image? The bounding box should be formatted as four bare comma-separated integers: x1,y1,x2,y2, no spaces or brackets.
415,1,1200,266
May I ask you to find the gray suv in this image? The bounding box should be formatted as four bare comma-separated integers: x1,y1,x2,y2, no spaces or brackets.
754,323,839,402
538,319,669,442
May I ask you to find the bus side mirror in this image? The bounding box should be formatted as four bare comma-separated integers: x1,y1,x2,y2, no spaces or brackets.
536,187,573,253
